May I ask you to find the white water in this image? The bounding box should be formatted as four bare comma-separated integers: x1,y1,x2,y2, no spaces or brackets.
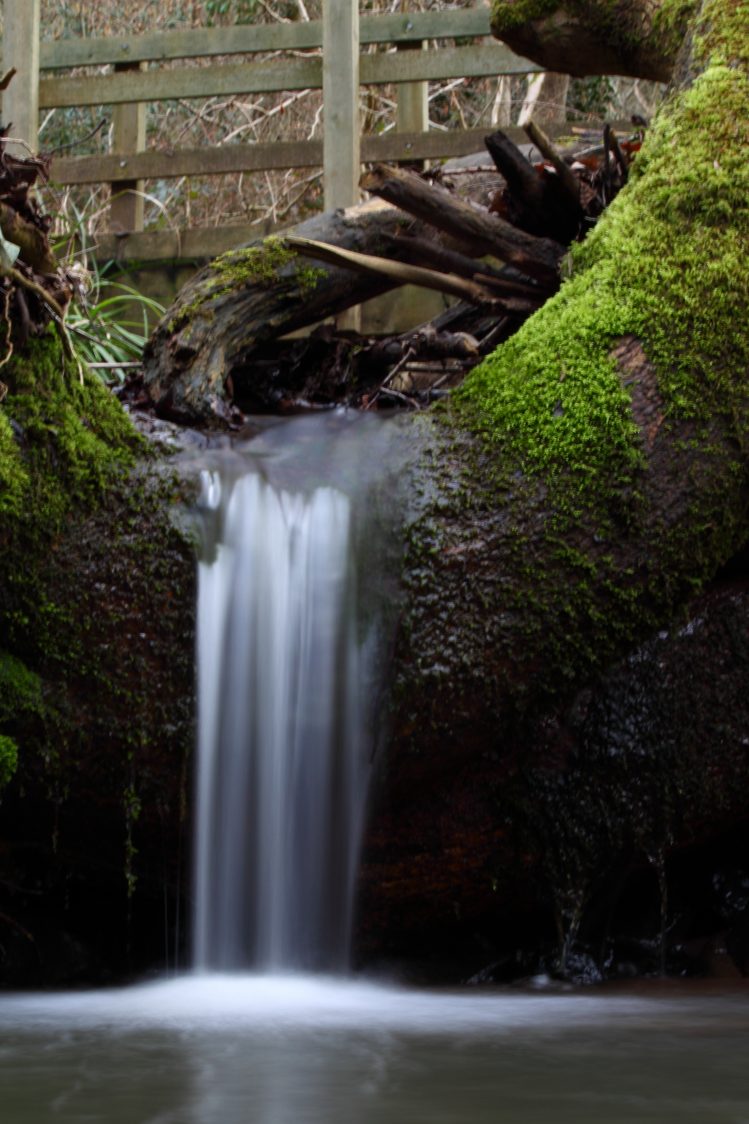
2,976,749,1123
193,452,371,971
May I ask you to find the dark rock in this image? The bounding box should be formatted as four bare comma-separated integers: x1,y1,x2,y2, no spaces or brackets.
0,466,197,987
357,576,749,983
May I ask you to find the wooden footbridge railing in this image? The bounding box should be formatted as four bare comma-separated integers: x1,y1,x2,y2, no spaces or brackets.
0,1,542,266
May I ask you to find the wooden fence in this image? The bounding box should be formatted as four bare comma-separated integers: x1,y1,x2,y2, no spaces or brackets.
1,1,543,265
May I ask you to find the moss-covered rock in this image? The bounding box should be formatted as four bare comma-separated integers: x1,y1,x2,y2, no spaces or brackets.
360,0,749,976
359,576,749,980
0,333,196,985
394,0,749,735
0,735,17,789
0,650,43,791
0,332,142,516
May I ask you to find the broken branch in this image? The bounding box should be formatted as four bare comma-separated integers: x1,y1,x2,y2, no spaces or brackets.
285,235,501,306
361,163,564,287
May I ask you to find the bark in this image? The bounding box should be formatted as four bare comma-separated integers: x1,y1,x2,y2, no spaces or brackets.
358,577,749,977
142,200,420,424
360,163,565,286
489,0,698,82
403,0,749,721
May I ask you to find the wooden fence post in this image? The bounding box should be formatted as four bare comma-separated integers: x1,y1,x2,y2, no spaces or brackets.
322,0,360,212
2,0,41,153
322,0,361,329
396,3,429,164
110,62,147,233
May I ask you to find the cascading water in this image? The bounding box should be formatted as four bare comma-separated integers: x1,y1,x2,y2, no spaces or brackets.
192,416,389,973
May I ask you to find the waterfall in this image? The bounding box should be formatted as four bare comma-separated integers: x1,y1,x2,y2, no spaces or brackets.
192,420,381,973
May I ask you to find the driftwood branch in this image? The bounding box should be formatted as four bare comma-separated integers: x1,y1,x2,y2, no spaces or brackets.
361,163,564,288
385,234,545,313
604,123,629,185
286,234,501,307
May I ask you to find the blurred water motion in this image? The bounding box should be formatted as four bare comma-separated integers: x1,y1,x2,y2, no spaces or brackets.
1,976,749,1123
193,411,408,971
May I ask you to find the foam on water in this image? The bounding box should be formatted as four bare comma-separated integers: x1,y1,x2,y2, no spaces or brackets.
0,973,737,1035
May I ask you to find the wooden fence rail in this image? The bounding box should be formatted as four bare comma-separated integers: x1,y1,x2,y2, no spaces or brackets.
1,0,543,264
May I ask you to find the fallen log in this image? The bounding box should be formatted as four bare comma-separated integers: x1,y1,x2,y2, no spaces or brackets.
142,199,422,425
360,162,565,287
141,123,638,424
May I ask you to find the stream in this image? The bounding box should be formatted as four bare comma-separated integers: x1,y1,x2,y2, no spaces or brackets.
2,412,748,1121
1,976,749,1122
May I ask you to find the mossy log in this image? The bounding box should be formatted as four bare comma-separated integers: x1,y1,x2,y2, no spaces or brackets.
361,0,749,960
89,0,748,981
142,200,423,425
489,0,699,81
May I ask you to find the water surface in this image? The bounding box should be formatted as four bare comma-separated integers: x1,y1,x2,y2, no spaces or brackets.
1,976,748,1123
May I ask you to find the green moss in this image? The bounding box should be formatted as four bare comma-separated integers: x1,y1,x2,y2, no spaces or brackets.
490,0,559,35
397,0,749,730
0,329,196,953
209,237,324,295
0,650,43,791
0,331,147,758
457,15,749,494
0,734,17,789
166,235,324,333
652,0,700,57
0,409,29,517
692,0,749,67
1,331,143,526
294,262,327,295
209,234,293,288
0,650,43,723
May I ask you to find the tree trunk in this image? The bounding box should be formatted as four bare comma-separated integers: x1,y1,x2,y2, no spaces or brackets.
518,70,570,125
489,0,699,81
135,0,748,974
394,0,749,748
361,0,749,961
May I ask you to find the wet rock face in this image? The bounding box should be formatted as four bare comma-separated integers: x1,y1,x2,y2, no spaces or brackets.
1,436,747,988
0,473,196,987
357,578,749,983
